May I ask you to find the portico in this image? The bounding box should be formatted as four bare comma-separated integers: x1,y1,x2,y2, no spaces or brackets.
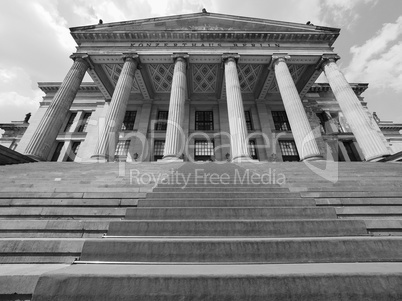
18,12,391,162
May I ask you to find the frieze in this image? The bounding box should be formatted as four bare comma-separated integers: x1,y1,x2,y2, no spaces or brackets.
129,42,281,48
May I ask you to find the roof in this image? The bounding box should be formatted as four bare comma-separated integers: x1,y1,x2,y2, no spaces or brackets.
70,12,340,46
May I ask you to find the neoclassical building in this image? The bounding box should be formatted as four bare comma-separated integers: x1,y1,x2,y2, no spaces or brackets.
15,11,402,163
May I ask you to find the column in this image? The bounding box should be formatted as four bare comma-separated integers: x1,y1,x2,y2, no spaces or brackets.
23,54,89,160
273,55,322,161
223,55,252,161
92,54,138,161
162,54,188,160
322,55,390,161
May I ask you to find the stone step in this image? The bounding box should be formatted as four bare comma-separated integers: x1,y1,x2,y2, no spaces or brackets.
0,192,146,199
31,263,402,301
302,191,402,198
0,220,109,238
107,219,367,237
153,187,289,192
0,207,126,219
336,206,402,219
80,236,402,263
365,220,402,235
146,192,300,199
156,182,281,187
0,239,84,264
0,187,152,193
0,198,138,207
316,198,402,206
0,264,69,299
138,198,315,207
124,207,336,220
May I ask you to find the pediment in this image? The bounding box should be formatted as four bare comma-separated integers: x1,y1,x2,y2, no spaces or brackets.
71,12,338,34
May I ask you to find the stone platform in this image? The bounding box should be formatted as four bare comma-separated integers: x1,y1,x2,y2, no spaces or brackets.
0,161,401,300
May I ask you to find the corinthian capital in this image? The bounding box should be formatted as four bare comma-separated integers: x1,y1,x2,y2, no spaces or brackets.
317,53,341,70
272,53,291,63
69,53,92,69
222,53,240,63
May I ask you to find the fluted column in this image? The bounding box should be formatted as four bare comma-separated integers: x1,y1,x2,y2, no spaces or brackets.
24,54,89,160
322,55,390,161
92,54,138,161
162,54,188,160
273,55,322,161
223,55,252,161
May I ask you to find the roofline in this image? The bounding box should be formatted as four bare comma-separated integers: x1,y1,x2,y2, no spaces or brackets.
70,11,340,34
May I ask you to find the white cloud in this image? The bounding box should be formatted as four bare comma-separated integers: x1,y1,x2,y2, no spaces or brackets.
345,16,402,93
32,1,76,51
321,0,378,29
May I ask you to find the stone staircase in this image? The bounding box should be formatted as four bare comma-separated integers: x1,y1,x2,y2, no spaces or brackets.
0,161,402,300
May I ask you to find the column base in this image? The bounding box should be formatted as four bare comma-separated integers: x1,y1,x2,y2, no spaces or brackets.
90,154,108,163
301,155,323,162
158,156,184,162
231,155,259,163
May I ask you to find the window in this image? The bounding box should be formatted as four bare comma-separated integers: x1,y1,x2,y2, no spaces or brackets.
195,111,213,131
154,140,165,161
194,140,214,161
155,111,168,131
51,142,64,162
245,111,253,131
78,113,92,132
279,140,299,162
64,113,77,132
121,111,136,131
115,140,130,157
67,142,81,162
272,111,291,131
249,140,258,160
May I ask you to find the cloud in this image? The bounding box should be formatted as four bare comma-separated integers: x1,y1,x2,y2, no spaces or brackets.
344,16,402,93
0,66,43,123
320,0,378,29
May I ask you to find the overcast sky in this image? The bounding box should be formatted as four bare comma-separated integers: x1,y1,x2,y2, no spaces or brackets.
0,0,401,127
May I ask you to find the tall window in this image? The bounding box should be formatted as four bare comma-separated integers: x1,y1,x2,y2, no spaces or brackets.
272,111,291,131
115,140,130,157
245,111,253,131
78,112,92,132
121,111,136,131
194,140,214,161
155,111,168,131
51,142,64,162
67,142,81,162
154,140,165,161
195,111,213,131
279,140,299,162
64,113,77,132
249,140,258,160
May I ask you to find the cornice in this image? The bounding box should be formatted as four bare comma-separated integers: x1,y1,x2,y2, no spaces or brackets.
71,31,338,46
308,83,368,95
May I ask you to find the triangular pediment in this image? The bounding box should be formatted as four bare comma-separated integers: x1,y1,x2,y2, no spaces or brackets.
71,12,338,34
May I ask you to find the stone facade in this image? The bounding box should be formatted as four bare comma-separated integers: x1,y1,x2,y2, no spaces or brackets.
8,12,401,162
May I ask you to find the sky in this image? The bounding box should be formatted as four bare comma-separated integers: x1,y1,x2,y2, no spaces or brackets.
0,0,401,127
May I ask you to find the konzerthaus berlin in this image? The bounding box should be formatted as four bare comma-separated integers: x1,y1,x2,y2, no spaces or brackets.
14,11,402,163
